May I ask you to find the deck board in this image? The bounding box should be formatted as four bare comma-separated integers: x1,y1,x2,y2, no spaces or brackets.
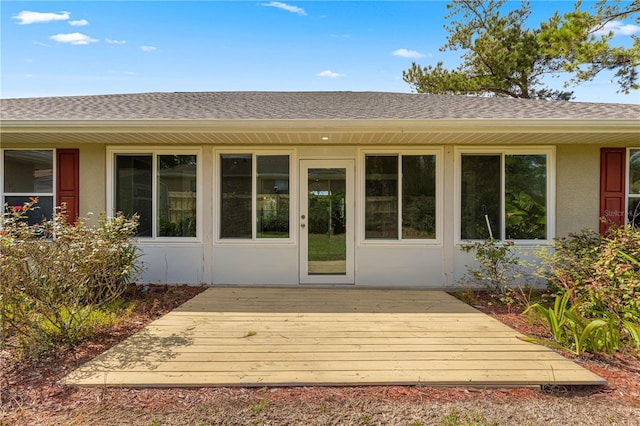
61,287,605,388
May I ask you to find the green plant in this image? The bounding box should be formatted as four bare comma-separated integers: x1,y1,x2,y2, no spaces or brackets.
249,398,269,413
459,238,530,300
439,408,498,426
0,200,141,358
536,225,640,353
523,292,639,356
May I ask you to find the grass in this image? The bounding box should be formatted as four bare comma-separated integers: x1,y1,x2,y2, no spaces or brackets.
308,232,346,261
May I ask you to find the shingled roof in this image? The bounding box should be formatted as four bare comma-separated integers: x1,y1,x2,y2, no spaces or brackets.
2,91,639,121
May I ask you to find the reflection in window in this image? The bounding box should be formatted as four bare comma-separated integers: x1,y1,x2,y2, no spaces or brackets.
4,196,53,225
158,155,197,237
505,155,546,239
257,155,289,238
220,154,291,239
461,155,501,240
627,149,640,227
402,155,436,239
460,153,548,240
115,155,153,237
220,154,252,238
3,150,53,193
365,155,398,239
3,150,54,224
629,149,640,194
115,153,198,238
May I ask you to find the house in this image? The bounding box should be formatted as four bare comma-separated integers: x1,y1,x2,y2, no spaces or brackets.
1,91,639,286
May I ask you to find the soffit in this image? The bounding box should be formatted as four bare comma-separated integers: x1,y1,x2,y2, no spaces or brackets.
2,119,638,146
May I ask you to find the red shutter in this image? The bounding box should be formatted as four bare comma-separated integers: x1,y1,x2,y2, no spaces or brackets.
599,148,626,234
56,149,80,223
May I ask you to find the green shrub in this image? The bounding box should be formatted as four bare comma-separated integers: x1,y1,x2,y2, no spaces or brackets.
0,200,140,358
459,239,521,296
540,226,640,325
530,226,640,355
524,292,640,356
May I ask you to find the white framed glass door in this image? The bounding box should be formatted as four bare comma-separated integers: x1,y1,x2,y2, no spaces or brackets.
299,160,354,284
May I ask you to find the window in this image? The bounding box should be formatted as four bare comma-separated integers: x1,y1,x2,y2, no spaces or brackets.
114,152,197,238
220,153,290,239
627,148,640,226
2,150,54,225
364,153,437,240
459,150,550,241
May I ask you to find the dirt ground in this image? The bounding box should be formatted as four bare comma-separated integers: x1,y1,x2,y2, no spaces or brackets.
1,285,639,426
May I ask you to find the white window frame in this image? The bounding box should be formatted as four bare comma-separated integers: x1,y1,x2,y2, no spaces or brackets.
359,148,443,245
106,147,202,242
454,146,556,244
1,148,56,219
626,147,640,225
215,149,295,243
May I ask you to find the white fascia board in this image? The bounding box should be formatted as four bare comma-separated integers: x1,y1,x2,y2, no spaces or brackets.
2,119,639,134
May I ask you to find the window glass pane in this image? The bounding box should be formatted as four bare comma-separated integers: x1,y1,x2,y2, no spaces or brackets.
220,154,252,238
257,155,289,238
505,154,547,239
116,155,152,237
461,155,501,240
365,155,398,239
3,150,53,193
158,155,197,237
628,197,640,228
4,196,53,226
629,149,640,194
402,155,436,239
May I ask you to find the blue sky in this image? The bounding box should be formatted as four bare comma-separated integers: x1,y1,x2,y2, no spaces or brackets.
2,1,639,103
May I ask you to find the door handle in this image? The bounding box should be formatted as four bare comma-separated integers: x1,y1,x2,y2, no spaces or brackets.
301,223,306,228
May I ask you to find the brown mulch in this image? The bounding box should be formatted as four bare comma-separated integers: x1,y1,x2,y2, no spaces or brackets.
1,286,639,426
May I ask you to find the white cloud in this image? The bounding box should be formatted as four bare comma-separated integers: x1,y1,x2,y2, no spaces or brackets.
261,2,306,16
140,45,157,52
106,39,127,45
69,19,89,27
13,10,70,24
392,48,427,59
49,32,98,45
593,20,640,36
316,70,344,78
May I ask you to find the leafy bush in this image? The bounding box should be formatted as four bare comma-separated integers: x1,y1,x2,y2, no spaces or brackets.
524,292,640,356
530,226,640,355
460,239,519,295
0,200,140,358
540,226,640,324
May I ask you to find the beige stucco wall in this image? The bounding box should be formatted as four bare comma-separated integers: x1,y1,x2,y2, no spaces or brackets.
78,144,106,215
555,145,600,237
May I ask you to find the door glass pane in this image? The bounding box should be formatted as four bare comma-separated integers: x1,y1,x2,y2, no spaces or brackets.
461,155,501,240
257,155,289,238
308,168,346,275
220,154,252,238
629,149,640,194
402,155,436,239
158,155,197,237
3,150,53,193
505,154,547,239
116,155,152,237
365,155,398,239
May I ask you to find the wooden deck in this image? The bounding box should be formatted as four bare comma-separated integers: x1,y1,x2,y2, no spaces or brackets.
62,287,605,388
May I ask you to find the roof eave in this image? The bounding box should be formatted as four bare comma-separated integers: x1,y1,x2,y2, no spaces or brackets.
2,118,639,134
